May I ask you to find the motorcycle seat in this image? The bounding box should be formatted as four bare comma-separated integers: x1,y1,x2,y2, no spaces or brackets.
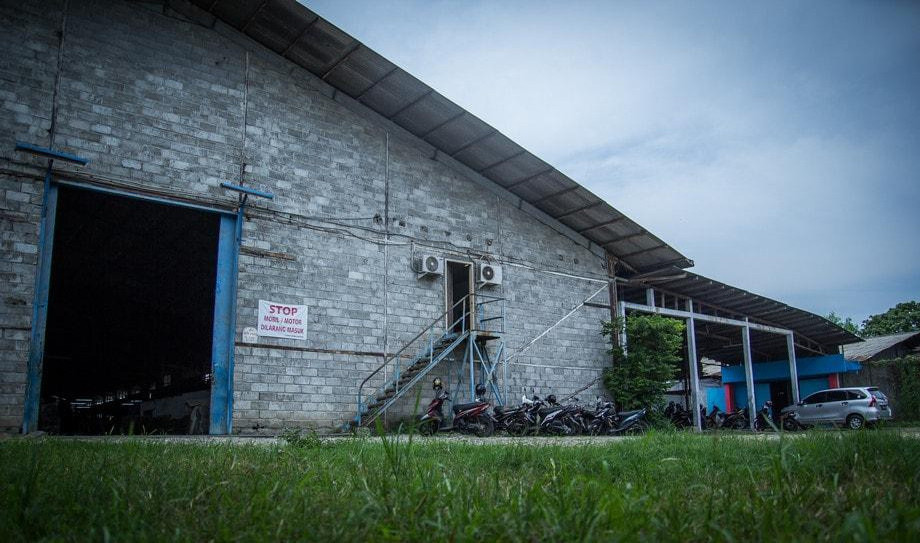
452,401,486,413
617,409,643,418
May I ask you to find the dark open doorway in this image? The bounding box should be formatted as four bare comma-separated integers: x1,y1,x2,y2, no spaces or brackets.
770,381,792,424
38,185,220,435
445,261,472,334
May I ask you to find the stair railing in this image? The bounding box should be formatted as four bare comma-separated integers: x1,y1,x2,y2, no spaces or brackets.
474,294,505,334
357,294,474,424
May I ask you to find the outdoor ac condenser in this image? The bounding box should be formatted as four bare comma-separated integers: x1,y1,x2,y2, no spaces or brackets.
417,254,444,277
476,262,503,286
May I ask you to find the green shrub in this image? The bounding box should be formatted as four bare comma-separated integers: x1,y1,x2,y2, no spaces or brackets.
602,314,685,411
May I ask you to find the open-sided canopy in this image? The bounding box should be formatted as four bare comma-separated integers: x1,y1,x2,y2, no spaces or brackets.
621,268,863,362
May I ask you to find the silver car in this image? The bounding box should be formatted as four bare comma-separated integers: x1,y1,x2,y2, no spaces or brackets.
781,386,893,430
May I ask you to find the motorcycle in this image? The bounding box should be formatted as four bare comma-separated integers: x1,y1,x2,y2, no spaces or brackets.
721,407,750,430
781,410,807,431
664,401,693,429
753,401,774,432
705,406,728,429
493,394,540,436
537,395,581,435
418,379,494,437
587,398,650,435
499,391,566,436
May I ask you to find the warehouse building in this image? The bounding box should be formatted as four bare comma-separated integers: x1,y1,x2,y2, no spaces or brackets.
0,0,860,435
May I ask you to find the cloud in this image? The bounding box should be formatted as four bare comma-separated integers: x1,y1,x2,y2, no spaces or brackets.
306,0,920,321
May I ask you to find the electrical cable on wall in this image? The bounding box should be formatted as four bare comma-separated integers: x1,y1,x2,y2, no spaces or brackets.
506,282,609,365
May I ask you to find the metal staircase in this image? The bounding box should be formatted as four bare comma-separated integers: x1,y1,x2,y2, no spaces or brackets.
351,293,506,428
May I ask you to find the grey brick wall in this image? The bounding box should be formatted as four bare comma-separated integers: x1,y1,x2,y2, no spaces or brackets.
0,0,614,434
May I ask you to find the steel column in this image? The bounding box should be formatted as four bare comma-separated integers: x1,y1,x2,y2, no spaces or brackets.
501,341,508,406
686,300,703,431
209,214,237,434
786,333,801,403
468,334,476,400
22,168,58,433
741,321,756,430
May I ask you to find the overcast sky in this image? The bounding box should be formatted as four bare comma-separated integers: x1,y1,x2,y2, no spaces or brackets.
306,0,920,324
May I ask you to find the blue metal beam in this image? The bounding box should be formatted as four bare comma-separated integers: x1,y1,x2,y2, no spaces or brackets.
56,179,234,216
220,182,274,200
15,141,88,165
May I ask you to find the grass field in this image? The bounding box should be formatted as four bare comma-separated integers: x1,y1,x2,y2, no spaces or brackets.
2,431,919,542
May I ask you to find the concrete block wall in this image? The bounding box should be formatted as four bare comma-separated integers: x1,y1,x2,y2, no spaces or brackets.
0,0,63,432
0,0,615,433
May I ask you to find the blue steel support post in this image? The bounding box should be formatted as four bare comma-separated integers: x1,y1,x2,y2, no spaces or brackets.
209,214,237,434
215,183,272,434
16,143,88,433
468,333,476,400
226,204,245,433
22,165,57,433
501,341,508,407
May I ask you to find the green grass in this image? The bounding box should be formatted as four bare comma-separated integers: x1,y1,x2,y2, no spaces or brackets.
2,431,919,542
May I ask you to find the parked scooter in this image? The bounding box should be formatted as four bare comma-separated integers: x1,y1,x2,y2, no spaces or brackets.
418,379,494,437
664,401,693,429
781,410,807,431
494,393,540,436
587,398,650,435
721,407,750,430
705,406,726,429
537,395,581,435
753,401,774,431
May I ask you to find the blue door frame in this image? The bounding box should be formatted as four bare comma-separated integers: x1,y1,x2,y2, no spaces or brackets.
22,180,241,435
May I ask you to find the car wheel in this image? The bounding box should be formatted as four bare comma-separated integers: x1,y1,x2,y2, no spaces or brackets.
846,414,865,430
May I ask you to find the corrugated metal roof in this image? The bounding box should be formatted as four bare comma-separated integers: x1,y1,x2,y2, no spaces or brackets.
843,331,920,362
188,0,692,274
627,268,863,361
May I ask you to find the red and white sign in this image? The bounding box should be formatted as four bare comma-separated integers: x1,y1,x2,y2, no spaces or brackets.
257,300,308,340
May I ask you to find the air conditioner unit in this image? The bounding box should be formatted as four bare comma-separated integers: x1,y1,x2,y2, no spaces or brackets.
476,262,503,286
417,254,444,277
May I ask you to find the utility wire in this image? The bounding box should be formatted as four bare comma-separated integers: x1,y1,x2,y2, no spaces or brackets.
506,283,609,365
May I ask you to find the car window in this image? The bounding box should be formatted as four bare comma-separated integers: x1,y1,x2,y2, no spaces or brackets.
803,392,826,404
847,390,867,400
868,388,888,401
825,390,848,402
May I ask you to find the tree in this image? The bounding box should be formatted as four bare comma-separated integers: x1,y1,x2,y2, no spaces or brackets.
862,301,920,337
601,314,685,411
825,312,861,336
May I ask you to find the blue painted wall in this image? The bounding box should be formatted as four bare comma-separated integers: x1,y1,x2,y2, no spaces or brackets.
722,354,860,384
733,382,772,409
707,387,727,412
798,377,830,400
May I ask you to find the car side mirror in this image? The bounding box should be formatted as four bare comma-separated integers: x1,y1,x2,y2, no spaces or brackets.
796,401,804,406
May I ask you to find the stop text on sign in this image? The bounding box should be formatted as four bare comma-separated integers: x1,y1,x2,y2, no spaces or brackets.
257,300,308,340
